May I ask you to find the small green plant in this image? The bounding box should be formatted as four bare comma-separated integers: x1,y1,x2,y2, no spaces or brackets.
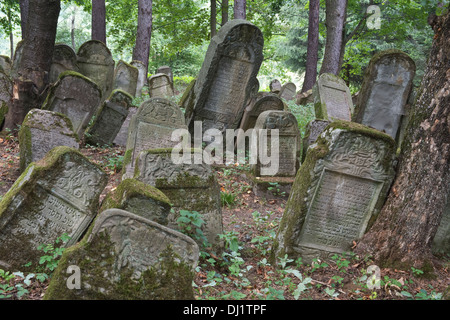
267,182,286,197
176,210,209,248
411,267,424,277
221,191,237,207
37,233,71,273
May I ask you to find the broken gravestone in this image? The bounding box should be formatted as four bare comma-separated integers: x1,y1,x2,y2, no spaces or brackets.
148,73,174,98
134,148,223,248
18,109,79,172
301,119,330,163
122,98,187,179
157,65,174,85
85,89,133,146
352,49,416,140
49,44,80,84
42,71,102,139
0,71,12,125
270,121,396,263
0,146,108,271
113,60,139,97
184,19,264,140
313,73,353,121
44,208,199,300
269,79,282,94
131,60,147,97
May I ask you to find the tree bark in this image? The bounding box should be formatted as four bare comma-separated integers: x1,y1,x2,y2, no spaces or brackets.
211,0,217,38
301,0,320,93
221,0,229,26
355,10,450,272
3,0,60,131
234,0,246,20
319,0,347,76
132,0,152,75
92,0,106,44
19,0,29,40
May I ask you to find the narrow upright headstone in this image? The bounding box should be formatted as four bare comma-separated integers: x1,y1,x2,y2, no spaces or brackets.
301,119,330,163
313,73,353,121
279,82,297,101
19,109,79,171
0,146,108,271
77,40,115,100
0,55,12,75
42,71,102,139
148,73,174,98
113,106,138,147
131,60,147,97
0,71,12,108
352,50,416,140
178,78,196,109
239,93,285,133
49,44,80,83
44,209,199,300
269,79,282,94
156,65,174,84
85,89,133,146
122,98,187,179
271,121,396,263
10,40,24,79
185,19,264,139
113,60,139,97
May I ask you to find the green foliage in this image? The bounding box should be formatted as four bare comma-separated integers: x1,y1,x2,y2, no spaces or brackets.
36,233,71,273
176,209,210,248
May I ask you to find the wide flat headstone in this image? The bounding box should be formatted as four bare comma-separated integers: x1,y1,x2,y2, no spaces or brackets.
77,40,115,100
135,149,223,248
148,73,174,98
113,60,139,97
432,197,450,256
131,60,147,97
85,89,132,146
352,49,416,140
301,119,330,163
0,146,108,271
49,44,80,83
44,208,199,300
19,109,79,172
113,106,138,147
279,82,297,101
156,65,173,84
271,121,396,263
0,55,12,75
313,73,353,121
122,98,187,179
42,71,102,139
185,19,264,140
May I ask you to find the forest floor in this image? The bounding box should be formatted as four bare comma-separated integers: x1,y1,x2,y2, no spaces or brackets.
0,130,449,301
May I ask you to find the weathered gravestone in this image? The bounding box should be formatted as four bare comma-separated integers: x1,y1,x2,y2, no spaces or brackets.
10,40,24,79
178,78,196,109
134,149,223,248
269,79,282,94
184,19,264,140
301,119,330,163
131,60,147,97
49,44,80,84
157,65,174,84
113,60,139,97
270,121,396,263
77,40,115,100
100,178,172,226
0,146,108,271
148,73,174,98
0,71,12,123
113,105,138,147
352,49,416,140
19,109,79,172
42,71,102,139
44,208,199,300
432,197,450,256
122,98,187,179
239,92,285,132
85,89,132,146
279,82,297,101
0,55,12,75
313,73,353,121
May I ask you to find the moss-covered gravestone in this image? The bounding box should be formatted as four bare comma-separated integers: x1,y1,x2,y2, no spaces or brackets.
0,147,108,271
353,49,416,140
85,89,133,146
122,98,187,179
19,109,79,172
134,149,223,248
0,70,12,108
113,105,137,147
44,208,199,300
49,44,80,84
100,178,172,226
113,60,139,97
148,73,174,98
131,60,147,97
432,198,450,257
313,73,353,121
271,121,396,263
301,119,330,163
42,71,102,139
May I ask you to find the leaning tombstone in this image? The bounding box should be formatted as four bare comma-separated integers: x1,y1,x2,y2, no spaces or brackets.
85,89,133,146
270,121,396,264
44,208,199,300
76,40,115,100
185,19,264,141
131,60,147,97
148,73,174,98
157,65,174,84
279,82,297,101
10,40,24,79
49,44,80,83
113,60,139,97
178,78,196,109
313,73,353,121
0,71,12,108
0,146,108,271
42,71,102,139
122,98,187,179
0,55,12,75
352,49,416,140
301,119,330,163
18,109,79,172
113,105,138,147
269,79,282,94
432,198,450,257
135,148,223,248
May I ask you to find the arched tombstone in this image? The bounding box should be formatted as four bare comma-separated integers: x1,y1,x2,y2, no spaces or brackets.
113,60,139,97
131,60,147,97
49,44,80,83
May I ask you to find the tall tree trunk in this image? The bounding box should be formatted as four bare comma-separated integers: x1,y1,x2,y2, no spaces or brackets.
19,0,29,40
92,0,106,44
234,0,246,19
132,0,152,75
319,0,347,76
301,0,320,93
221,0,229,26
355,9,450,273
211,0,217,38
71,11,76,50
3,0,60,131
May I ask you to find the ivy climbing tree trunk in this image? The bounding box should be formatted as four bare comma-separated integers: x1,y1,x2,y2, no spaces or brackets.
92,0,106,44
355,9,450,273
301,0,320,93
132,0,152,75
